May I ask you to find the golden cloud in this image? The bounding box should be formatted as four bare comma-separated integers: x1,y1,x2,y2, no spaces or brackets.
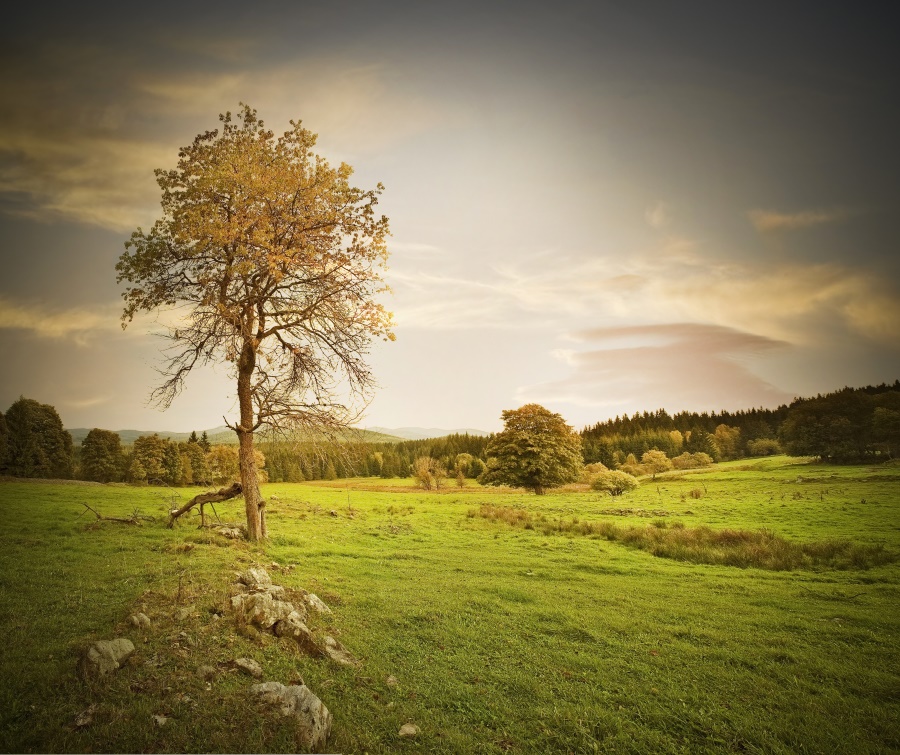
748,208,847,232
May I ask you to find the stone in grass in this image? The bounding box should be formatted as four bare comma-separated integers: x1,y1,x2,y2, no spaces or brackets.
79,638,135,679
386,675,399,687
73,704,98,729
274,612,319,655
399,723,420,738
304,593,332,615
230,591,295,630
129,612,151,630
233,657,263,679
239,567,272,590
322,636,357,666
251,681,332,752
153,714,168,727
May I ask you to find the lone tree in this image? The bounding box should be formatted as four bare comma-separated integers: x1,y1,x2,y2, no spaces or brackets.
117,105,393,540
479,404,582,495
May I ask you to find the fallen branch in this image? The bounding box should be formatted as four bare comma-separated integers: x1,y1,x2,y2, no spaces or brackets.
80,504,154,525
167,482,243,529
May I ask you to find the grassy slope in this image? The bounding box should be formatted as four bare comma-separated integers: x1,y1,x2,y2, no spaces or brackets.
0,457,897,753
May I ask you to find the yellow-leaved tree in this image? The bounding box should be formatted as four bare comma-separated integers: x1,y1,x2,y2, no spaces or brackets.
117,106,393,540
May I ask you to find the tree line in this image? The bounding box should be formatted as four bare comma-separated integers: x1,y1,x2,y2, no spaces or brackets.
580,382,900,465
1,382,897,484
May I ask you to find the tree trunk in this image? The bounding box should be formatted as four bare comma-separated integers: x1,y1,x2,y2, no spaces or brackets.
237,340,263,541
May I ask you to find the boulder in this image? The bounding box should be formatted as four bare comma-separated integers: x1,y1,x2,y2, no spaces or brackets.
239,567,272,590
79,638,135,678
230,592,295,630
323,635,357,666
251,681,332,752
273,612,318,654
304,593,332,615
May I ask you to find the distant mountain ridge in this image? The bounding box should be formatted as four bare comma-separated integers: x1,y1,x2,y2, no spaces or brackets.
66,425,406,446
365,426,491,440
67,426,235,446
67,425,490,445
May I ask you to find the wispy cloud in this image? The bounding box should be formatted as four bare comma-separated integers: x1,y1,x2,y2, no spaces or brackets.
748,207,847,232
518,323,792,414
0,298,121,343
0,44,450,231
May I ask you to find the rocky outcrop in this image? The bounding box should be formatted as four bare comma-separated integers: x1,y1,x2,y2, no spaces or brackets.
227,568,355,665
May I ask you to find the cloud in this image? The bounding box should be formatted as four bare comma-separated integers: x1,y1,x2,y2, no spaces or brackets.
0,43,450,231
518,323,793,414
0,298,121,343
62,395,111,410
748,207,847,232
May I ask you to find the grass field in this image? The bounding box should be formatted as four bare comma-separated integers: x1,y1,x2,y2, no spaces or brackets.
0,456,898,753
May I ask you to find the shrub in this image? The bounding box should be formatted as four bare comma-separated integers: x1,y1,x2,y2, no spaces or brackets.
591,470,640,496
748,438,782,456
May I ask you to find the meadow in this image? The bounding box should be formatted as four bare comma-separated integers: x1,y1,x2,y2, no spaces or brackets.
0,456,898,753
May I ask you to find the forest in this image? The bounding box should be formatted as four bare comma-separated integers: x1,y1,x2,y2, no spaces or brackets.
1,381,898,485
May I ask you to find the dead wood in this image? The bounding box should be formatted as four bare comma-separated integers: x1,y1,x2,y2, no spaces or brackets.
167,482,243,528
80,503,155,525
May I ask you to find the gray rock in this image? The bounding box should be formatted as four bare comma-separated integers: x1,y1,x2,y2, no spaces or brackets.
174,607,193,621
251,681,332,751
233,657,264,678
153,714,168,727
386,675,399,687
399,723,420,738
230,592,295,629
323,635,357,666
79,638,135,678
274,612,319,654
239,567,272,590
304,593,332,615
129,612,151,630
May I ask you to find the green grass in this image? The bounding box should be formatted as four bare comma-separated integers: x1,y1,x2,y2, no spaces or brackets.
0,456,898,753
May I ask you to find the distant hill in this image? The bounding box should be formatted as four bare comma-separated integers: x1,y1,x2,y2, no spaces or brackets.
365,426,491,441
66,425,403,446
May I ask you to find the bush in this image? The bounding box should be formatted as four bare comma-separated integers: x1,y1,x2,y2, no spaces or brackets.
591,470,640,496
672,452,714,470
747,438,782,456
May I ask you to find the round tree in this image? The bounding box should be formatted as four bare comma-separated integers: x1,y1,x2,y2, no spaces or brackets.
479,404,582,495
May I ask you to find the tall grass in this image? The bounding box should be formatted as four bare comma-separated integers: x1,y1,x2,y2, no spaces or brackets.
470,504,896,571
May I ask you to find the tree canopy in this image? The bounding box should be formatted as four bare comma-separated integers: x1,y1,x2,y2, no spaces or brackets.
116,105,393,539
1,397,73,479
479,404,582,495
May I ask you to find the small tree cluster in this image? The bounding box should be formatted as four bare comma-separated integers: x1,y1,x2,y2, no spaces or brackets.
412,456,448,490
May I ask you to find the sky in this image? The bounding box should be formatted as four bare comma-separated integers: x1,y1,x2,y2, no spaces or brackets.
1,1,898,433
